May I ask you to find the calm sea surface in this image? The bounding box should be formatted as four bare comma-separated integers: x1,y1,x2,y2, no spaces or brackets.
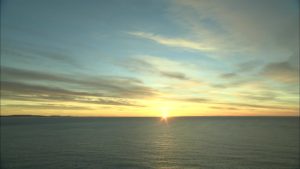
1,117,299,169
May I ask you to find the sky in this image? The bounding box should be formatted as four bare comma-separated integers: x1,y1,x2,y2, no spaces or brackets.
1,0,299,117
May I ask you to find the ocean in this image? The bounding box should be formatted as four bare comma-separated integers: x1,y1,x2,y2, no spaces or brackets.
1,117,299,169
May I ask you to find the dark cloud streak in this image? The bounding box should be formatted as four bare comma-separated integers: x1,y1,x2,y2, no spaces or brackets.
220,73,237,79
1,81,142,107
160,71,188,80
2,104,92,110
120,57,191,80
2,41,80,67
1,66,159,109
1,66,157,98
261,61,299,83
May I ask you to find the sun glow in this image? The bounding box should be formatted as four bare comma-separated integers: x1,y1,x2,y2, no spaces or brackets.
160,107,169,122
161,112,168,120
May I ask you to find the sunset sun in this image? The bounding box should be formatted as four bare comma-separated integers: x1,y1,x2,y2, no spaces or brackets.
161,107,169,121
161,110,169,122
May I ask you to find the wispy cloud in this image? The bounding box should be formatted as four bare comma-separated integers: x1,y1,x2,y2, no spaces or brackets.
210,106,240,111
2,66,157,98
177,97,209,103
220,73,238,79
2,66,74,82
159,71,188,80
226,102,296,111
1,66,160,110
1,104,93,110
1,81,142,107
170,0,298,59
128,32,215,52
167,95,297,111
2,40,80,67
261,60,299,83
119,55,197,81
236,60,262,72
235,91,278,102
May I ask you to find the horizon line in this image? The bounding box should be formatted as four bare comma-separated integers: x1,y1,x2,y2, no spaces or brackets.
1,114,299,118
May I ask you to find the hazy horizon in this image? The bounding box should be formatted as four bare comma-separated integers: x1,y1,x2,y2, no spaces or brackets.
1,114,299,117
